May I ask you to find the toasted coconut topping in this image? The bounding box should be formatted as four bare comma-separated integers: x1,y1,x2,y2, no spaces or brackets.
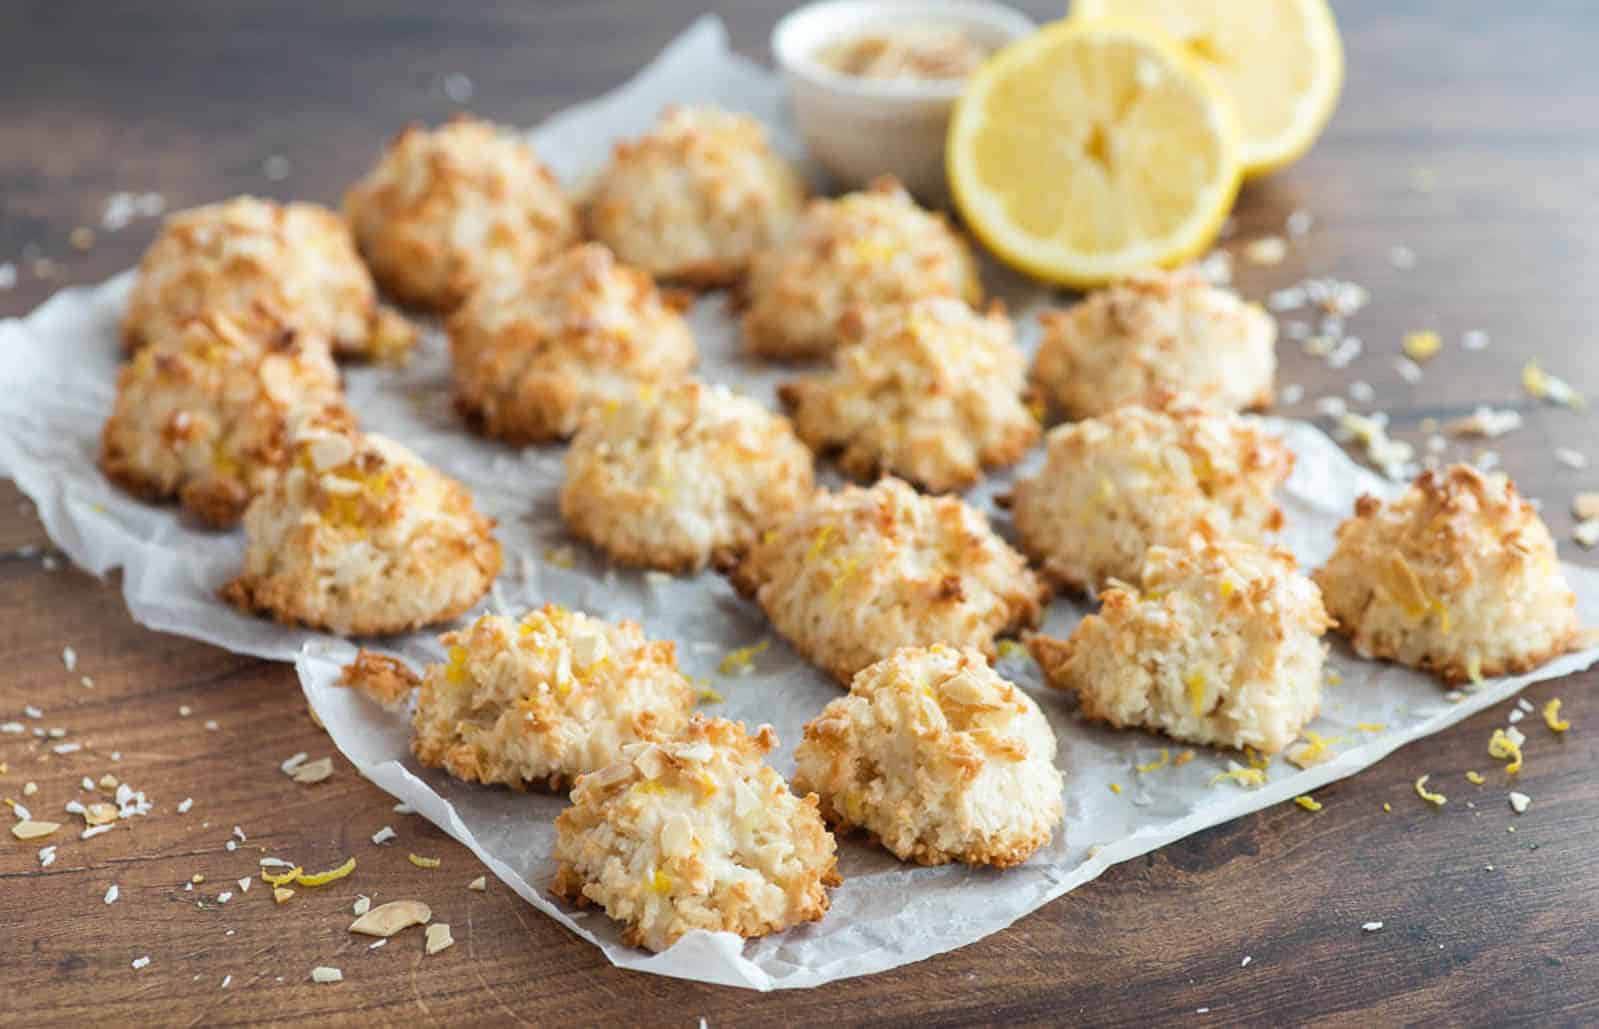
793,645,1063,868
1315,464,1580,685
344,116,578,311
449,244,698,444
1011,392,1293,592
409,606,694,792
1031,536,1329,755
1032,268,1276,419
551,716,839,952
742,177,980,360
728,478,1042,684
781,297,1036,493
561,380,813,572
222,425,501,637
123,196,410,362
586,107,806,287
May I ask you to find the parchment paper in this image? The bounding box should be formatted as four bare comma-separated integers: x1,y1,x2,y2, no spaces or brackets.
2,15,1595,992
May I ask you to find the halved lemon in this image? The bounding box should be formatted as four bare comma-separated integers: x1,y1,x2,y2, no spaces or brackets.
948,19,1242,288
1072,0,1345,176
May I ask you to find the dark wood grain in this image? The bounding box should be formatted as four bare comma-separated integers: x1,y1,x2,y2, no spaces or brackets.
3,0,1598,1024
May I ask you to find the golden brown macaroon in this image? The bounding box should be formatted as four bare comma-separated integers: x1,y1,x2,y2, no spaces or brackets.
560,380,814,572
778,297,1037,492
221,423,501,636
449,243,699,444
728,477,1044,684
343,116,580,311
1009,393,1294,592
551,716,839,953
585,106,807,288
100,311,350,528
793,644,1063,868
740,176,981,360
1314,464,1581,684
1030,535,1331,755
402,605,694,790
1030,267,1276,420
122,196,415,362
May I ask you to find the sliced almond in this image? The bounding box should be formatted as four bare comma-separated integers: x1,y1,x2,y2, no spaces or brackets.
425,923,454,955
11,820,60,840
468,877,487,892
349,899,432,938
274,887,295,904
658,812,694,859
1574,493,1599,522
306,430,356,471
84,802,119,826
292,757,334,784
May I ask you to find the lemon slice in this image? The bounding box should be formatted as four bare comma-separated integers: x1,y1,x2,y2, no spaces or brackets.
948,20,1241,288
1072,0,1344,175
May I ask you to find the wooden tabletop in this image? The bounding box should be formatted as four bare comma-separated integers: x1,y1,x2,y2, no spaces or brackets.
4,0,1598,1024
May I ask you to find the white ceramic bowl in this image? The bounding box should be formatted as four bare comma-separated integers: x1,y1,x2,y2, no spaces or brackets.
772,0,1035,205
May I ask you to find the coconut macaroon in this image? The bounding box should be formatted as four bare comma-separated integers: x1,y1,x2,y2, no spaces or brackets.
1315,464,1580,684
551,716,839,953
122,196,415,362
1030,267,1276,420
100,312,350,528
729,477,1044,684
560,380,814,572
221,423,500,636
402,606,695,790
778,297,1037,492
1009,395,1294,592
343,116,580,311
1030,536,1331,754
585,107,807,288
449,243,698,443
793,645,1063,868
741,177,981,360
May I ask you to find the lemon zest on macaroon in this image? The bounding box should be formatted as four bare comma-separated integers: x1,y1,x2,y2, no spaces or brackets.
1185,670,1208,716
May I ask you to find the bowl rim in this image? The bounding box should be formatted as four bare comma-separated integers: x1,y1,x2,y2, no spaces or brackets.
772,0,1036,102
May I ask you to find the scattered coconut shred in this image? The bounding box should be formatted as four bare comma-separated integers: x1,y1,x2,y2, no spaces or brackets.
426,923,455,956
